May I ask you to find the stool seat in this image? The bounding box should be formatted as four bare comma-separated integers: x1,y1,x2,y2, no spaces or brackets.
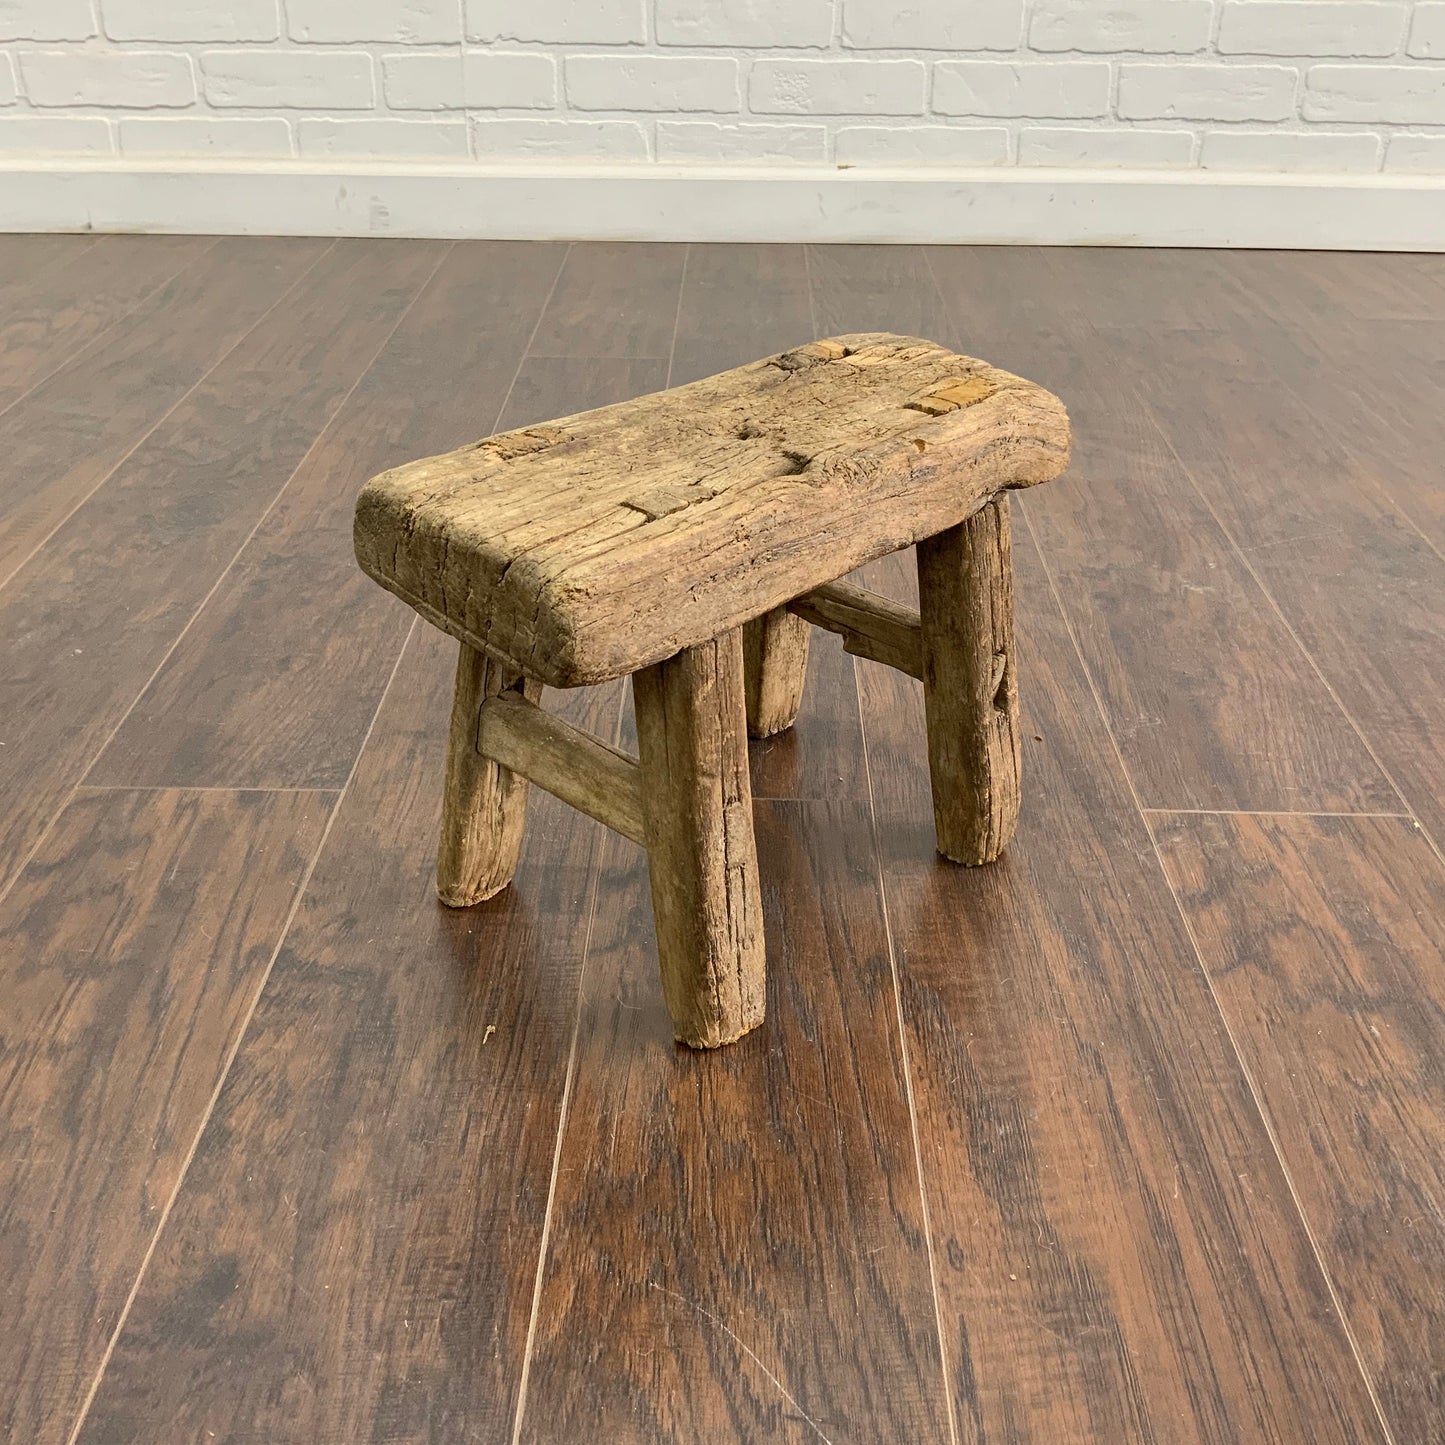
354,332,1069,689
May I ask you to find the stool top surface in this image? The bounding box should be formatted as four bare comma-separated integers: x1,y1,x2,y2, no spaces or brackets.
354,332,1070,687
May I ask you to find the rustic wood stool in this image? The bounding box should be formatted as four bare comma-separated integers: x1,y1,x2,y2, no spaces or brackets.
354,333,1070,1048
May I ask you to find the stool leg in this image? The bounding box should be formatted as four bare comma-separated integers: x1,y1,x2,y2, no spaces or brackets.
743,605,811,738
633,629,765,1048
916,497,1021,865
437,640,539,907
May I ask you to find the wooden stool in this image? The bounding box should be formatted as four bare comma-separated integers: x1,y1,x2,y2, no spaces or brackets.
354,333,1070,1048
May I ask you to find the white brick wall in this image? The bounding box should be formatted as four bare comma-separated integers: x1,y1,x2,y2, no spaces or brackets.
0,0,1441,174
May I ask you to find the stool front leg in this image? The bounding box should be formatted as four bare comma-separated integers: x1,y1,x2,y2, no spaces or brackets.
633,629,766,1048
437,641,539,907
916,496,1021,865
743,605,810,738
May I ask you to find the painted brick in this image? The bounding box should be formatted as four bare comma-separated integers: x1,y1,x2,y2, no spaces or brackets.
0,115,113,150
287,0,457,44
934,61,1111,117
202,50,374,108
0,0,95,41
566,55,738,112
297,117,470,158
1018,125,1196,166
1117,62,1297,119
466,0,643,44
657,0,833,48
834,123,1008,164
1305,63,1445,120
841,0,1023,51
102,0,278,42
1201,127,1382,169
470,116,650,158
1030,1,1212,54
656,120,828,161
20,49,195,107
750,58,926,114
119,115,292,155
383,52,555,110
1217,2,1408,57
1386,130,1445,168
1407,2,1445,55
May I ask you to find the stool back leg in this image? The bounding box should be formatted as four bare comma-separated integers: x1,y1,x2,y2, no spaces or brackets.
436,641,539,906
916,496,1021,865
743,605,811,738
633,629,766,1047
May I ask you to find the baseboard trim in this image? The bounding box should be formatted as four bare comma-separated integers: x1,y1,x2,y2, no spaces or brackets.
3,159,1443,249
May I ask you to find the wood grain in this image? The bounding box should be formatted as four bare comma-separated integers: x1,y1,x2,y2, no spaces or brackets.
75,626,618,1445
476,686,647,847
90,241,568,791
634,628,765,1047
743,604,811,737
855,532,1387,1444
0,239,431,894
355,333,1068,687
1155,809,1445,1445
0,785,328,1445
0,237,330,584
0,234,212,414
917,498,1020,865
518,797,952,1443
436,643,540,906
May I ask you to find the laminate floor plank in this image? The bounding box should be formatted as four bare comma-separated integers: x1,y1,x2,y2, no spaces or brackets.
0,234,212,414
0,237,331,585
856,535,1386,1445
528,241,686,359
1129,329,1445,851
0,785,331,1445
76,627,619,1445
0,239,442,893
1156,809,1445,1445
518,795,951,1445
90,241,571,792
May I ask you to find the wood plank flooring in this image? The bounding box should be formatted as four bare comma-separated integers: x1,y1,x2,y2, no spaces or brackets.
1,236,1442,1445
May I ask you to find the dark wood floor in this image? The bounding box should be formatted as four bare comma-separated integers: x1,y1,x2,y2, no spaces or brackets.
2,235,1443,1445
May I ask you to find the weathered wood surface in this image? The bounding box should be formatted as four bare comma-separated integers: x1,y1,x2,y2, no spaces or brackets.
478,688,646,846
918,498,1021,864
437,642,538,906
789,577,924,679
632,630,765,1048
356,332,1069,688
742,604,810,738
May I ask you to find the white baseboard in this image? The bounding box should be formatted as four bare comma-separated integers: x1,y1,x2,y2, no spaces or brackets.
2,158,1443,249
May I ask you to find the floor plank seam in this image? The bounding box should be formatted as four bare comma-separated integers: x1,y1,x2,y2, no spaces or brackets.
61,615,421,1445
1143,401,1445,873
1017,498,1401,1445
508,683,626,1445
74,783,342,796
1142,807,1415,819
0,236,221,432
853,653,961,1445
